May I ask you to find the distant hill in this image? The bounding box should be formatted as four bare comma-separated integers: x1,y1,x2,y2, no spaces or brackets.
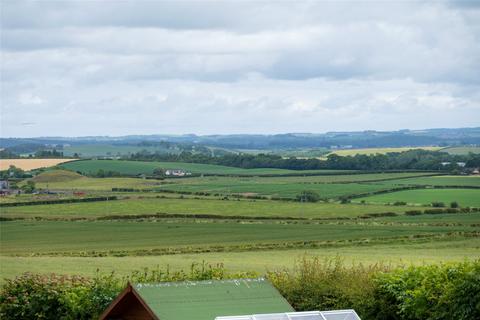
1,127,479,155
32,170,84,183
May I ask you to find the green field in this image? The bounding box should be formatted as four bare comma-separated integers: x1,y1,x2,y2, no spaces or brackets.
0,197,430,219
374,175,480,187
2,237,478,280
1,220,473,256
355,188,480,207
60,159,352,176
3,166,479,283
441,146,480,155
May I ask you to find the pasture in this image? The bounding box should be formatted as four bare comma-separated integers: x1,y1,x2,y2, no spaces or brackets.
375,175,480,187
355,188,480,207
441,146,480,155
0,197,431,219
1,219,473,256
60,159,352,176
0,158,75,171
2,237,478,280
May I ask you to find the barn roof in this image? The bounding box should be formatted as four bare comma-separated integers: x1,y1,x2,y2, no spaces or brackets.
101,278,294,320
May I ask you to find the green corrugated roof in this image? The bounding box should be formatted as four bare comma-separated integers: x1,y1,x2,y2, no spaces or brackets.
133,278,294,320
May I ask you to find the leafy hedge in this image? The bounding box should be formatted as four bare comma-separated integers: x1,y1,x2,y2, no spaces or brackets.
0,196,118,207
1,260,479,320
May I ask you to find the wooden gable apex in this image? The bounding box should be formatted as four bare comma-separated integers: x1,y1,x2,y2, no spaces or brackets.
99,282,159,320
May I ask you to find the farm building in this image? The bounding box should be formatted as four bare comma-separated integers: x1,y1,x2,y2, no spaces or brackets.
99,278,294,320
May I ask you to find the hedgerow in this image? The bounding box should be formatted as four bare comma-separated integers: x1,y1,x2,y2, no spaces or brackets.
1,260,479,320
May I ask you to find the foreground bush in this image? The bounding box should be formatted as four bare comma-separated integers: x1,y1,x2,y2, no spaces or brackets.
1,260,478,320
269,257,389,316
372,261,480,320
0,262,255,320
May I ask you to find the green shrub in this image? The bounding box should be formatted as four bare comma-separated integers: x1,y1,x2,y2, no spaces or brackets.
268,257,387,316
405,210,423,216
431,202,445,207
0,263,257,320
393,201,407,206
296,190,320,203
424,208,446,214
0,273,120,320
450,201,459,208
372,261,480,320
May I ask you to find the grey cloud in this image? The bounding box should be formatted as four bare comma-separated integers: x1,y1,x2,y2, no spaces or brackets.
1,0,479,137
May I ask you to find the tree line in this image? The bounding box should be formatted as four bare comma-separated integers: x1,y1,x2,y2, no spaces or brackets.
127,149,480,171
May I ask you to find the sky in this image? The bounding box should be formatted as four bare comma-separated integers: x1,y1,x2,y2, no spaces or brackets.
1,0,479,137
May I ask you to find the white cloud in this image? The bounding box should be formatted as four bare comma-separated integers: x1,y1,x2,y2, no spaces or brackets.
0,0,479,137
18,93,44,105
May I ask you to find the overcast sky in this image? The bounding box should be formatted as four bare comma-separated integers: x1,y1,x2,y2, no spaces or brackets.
1,0,479,137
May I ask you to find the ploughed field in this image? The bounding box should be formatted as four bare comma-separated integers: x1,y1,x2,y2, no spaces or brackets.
1,166,479,280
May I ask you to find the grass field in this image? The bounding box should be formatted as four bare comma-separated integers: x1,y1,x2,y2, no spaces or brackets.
327,147,442,157
0,158,76,171
158,180,394,199
1,220,473,255
3,166,479,283
355,188,480,207
28,171,441,195
374,175,480,187
441,146,480,155
60,159,353,176
0,197,430,219
2,237,478,280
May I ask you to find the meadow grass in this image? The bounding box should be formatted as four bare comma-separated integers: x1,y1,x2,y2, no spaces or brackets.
1,220,473,255
355,188,480,207
1,237,478,280
0,197,430,219
373,175,480,187
441,146,480,155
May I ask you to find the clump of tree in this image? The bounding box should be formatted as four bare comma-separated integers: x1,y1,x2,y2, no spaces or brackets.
34,149,64,158
296,190,321,202
431,202,446,208
0,166,32,179
93,169,122,178
126,149,480,172
450,201,459,208
20,181,36,194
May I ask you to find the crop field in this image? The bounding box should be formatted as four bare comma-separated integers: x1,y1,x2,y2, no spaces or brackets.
0,158,76,171
355,188,480,207
60,159,352,176
0,197,431,219
31,176,162,191
327,147,442,157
